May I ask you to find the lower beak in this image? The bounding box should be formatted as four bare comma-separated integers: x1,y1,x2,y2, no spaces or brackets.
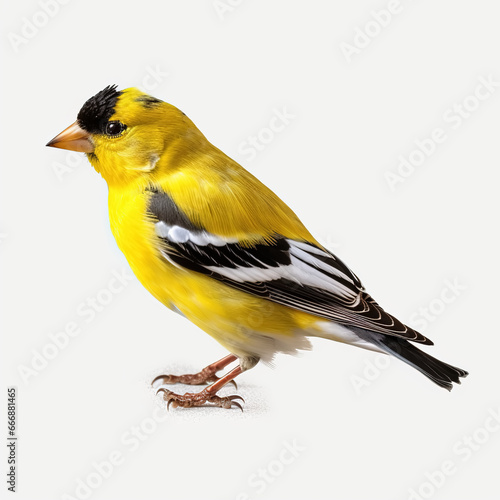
46,121,95,153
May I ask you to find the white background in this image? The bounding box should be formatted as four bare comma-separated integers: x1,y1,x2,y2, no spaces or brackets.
1,1,499,499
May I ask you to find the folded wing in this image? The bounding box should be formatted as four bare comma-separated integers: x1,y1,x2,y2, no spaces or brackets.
148,187,431,345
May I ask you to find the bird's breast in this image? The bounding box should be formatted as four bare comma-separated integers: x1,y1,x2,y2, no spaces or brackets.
107,186,186,308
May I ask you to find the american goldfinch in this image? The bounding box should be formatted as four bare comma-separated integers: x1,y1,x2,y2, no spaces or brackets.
47,85,468,409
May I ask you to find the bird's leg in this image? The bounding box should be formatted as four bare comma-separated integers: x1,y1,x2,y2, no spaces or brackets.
151,354,238,387
156,365,244,410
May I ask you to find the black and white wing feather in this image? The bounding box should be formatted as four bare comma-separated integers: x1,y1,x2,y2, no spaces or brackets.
148,188,431,345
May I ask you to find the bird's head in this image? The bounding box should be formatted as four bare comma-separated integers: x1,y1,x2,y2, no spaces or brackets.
47,85,206,186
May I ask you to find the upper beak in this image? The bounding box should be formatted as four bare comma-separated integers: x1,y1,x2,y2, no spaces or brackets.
46,121,95,153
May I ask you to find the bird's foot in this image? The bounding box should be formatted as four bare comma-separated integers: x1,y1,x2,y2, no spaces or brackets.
152,355,244,410
152,366,235,387
157,387,244,411
151,354,238,388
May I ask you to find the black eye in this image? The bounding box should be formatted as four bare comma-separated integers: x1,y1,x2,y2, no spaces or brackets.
105,121,126,136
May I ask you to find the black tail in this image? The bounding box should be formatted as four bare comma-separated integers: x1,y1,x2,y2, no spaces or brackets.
353,328,468,391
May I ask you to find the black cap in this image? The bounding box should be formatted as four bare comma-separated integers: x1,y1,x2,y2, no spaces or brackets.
77,85,122,134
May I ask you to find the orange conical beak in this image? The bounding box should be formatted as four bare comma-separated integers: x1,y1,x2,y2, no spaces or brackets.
46,121,95,153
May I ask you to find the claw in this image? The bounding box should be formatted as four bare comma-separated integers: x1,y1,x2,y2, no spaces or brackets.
152,374,174,388
232,401,244,412
155,385,170,397
228,395,245,403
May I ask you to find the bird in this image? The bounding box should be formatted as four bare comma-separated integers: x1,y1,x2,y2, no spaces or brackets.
46,85,468,409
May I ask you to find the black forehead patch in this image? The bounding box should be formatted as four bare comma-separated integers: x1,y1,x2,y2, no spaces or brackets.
77,85,122,134
136,95,163,108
